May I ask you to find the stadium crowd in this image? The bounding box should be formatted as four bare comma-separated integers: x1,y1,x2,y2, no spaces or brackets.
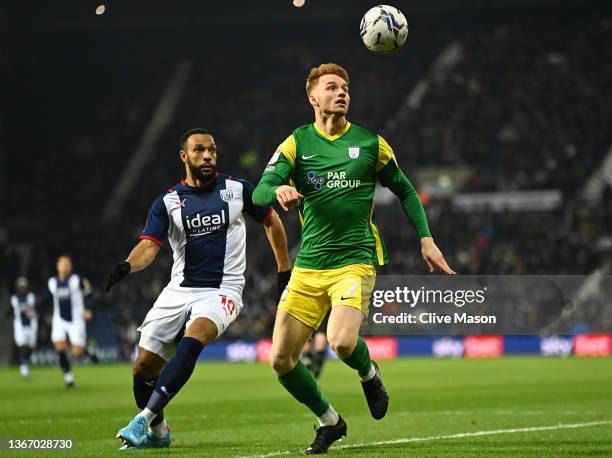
2,6,611,358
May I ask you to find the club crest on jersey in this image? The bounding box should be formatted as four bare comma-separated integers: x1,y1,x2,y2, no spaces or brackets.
348,147,360,160
220,189,234,202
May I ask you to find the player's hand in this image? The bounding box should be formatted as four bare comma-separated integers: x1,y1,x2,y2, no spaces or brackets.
277,269,292,299
83,309,93,321
275,185,303,211
26,307,36,319
105,261,131,292
420,237,456,275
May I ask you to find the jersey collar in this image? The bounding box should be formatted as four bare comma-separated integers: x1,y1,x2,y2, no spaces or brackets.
313,121,351,141
181,172,219,192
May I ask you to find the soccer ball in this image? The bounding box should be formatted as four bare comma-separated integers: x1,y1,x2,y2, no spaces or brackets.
360,5,409,53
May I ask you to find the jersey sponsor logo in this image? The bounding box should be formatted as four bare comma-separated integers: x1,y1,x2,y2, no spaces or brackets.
307,171,325,190
325,171,361,189
302,154,317,160
307,171,362,190
348,147,360,159
220,189,234,202
185,210,227,235
56,287,71,299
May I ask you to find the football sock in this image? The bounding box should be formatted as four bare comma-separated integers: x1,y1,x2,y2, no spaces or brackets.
278,360,330,417
301,349,314,372
145,337,204,418
19,346,32,365
360,363,376,382
140,408,157,425
312,349,327,379
133,375,165,427
150,418,169,438
341,337,373,377
58,351,71,374
317,405,340,427
64,372,75,384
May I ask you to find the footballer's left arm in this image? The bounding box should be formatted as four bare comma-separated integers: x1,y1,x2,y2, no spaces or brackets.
376,136,456,275
242,179,291,274
263,209,292,298
263,209,291,273
81,277,95,321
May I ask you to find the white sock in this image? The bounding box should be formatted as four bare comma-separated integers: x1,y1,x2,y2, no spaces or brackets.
19,364,29,377
64,372,74,384
317,405,340,427
139,408,157,426
360,363,376,382
150,418,169,438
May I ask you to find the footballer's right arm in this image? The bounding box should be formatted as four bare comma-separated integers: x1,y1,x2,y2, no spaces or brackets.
106,195,169,292
253,136,302,209
105,239,161,292
126,239,161,272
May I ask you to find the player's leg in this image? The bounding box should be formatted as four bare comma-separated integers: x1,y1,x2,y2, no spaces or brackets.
27,319,38,377
68,320,98,363
275,269,347,454
14,323,30,379
133,339,173,443
18,345,31,379
271,311,347,454
311,331,328,380
140,317,216,424
53,340,74,386
117,286,189,449
300,335,314,372
118,289,237,448
327,264,388,420
52,319,74,386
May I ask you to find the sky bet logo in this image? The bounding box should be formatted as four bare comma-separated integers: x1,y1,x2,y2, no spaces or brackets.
185,210,226,235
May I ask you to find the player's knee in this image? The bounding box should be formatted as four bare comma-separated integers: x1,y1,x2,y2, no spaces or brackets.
72,347,85,359
328,335,356,359
269,352,295,375
133,356,162,378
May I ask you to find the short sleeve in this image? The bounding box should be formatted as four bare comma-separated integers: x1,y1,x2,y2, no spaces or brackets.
276,135,297,167
376,135,398,173
27,293,36,307
240,179,272,224
141,195,169,246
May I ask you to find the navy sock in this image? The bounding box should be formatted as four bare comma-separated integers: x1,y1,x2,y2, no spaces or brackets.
58,351,71,373
19,347,32,365
146,337,204,414
133,375,165,427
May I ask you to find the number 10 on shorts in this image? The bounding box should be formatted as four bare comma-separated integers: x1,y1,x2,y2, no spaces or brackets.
220,294,236,318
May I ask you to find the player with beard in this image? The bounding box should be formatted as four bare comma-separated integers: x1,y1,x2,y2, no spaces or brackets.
106,128,291,449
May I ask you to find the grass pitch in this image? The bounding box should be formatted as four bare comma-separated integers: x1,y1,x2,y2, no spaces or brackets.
1,357,611,457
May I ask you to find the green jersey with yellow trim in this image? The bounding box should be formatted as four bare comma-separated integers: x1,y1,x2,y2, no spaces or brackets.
253,122,431,270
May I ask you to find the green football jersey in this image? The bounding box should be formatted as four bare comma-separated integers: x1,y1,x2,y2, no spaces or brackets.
253,122,431,270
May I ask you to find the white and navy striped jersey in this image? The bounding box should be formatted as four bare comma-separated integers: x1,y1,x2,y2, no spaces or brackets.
10,293,36,327
48,274,91,322
140,173,272,291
